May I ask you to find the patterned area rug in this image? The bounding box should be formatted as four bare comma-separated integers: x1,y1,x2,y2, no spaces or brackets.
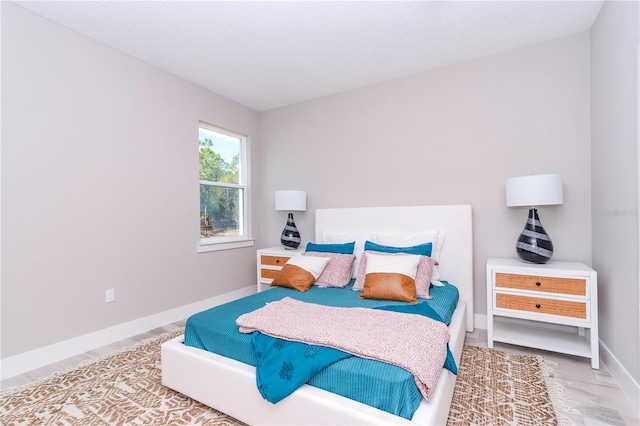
1,331,568,425
0,330,242,426
446,344,569,425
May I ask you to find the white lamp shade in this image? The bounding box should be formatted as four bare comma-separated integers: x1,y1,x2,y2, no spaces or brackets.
506,174,563,207
275,190,307,211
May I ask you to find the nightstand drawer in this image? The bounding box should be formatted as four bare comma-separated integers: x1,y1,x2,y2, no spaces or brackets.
495,272,586,296
261,255,291,267
496,293,587,319
260,268,280,280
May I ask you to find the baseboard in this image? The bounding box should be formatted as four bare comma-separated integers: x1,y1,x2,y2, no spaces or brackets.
0,286,255,380
599,340,640,414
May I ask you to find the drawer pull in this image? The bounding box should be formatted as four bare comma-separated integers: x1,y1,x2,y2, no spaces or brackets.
535,304,541,309
276,259,280,264
536,281,541,286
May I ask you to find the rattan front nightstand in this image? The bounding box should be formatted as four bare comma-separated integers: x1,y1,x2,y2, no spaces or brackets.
486,258,599,368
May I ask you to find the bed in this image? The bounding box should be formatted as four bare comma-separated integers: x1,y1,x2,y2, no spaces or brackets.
162,204,474,425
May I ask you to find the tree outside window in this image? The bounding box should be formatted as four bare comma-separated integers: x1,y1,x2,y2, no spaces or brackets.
199,124,247,241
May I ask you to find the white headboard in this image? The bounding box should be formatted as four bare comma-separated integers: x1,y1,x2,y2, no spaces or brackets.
315,205,474,331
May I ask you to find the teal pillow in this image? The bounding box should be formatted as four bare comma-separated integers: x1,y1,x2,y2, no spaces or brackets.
363,240,432,257
305,241,355,254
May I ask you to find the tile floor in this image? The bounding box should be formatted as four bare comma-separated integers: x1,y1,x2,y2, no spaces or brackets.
2,323,638,425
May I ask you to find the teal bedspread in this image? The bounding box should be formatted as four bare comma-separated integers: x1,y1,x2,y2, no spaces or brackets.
184,281,459,420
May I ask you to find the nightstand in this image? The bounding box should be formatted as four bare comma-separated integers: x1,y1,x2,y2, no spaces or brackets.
256,246,303,292
486,258,599,369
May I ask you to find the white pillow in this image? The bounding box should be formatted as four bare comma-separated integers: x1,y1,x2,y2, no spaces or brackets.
323,229,371,278
372,229,445,282
286,255,330,279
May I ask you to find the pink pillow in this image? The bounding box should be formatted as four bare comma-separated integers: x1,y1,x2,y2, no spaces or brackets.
302,252,355,288
352,251,437,299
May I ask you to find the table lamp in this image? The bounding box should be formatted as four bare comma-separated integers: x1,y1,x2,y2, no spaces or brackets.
506,174,563,263
275,190,306,249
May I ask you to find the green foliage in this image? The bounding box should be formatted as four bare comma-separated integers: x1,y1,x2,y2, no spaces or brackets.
199,138,239,183
199,138,242,236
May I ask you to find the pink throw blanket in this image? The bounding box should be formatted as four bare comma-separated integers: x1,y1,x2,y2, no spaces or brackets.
236,297,450,401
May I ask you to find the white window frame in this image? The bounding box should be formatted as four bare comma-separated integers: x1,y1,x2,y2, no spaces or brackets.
197,122,254,253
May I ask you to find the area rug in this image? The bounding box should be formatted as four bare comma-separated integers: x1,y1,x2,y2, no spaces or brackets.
1,331,571,425
446,344,573,425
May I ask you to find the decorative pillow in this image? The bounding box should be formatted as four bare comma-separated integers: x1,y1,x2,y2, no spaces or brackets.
363,240,432,257
323,229,371,278
271,255,330,292
302,252,355,288
373,229,445,281
305,241,355,254
358,253,421,303
353,251,437,299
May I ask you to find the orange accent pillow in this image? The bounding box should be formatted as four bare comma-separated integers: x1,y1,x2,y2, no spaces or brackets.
272,264,317,292
358,253,421,303
359,272,419,303
353,251,437,299
271,255,330,292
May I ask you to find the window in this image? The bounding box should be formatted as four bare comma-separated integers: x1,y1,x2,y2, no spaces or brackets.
198,122,253,252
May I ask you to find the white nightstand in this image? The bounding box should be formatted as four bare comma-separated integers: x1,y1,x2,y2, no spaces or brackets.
256,246,303,292
486,258,599,369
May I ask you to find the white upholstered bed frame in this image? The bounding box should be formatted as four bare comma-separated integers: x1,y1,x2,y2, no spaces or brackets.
162,204,474,425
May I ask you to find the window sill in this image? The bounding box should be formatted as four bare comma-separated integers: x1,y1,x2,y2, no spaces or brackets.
197,238,255,253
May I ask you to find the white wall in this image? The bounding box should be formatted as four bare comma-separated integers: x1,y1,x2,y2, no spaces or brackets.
258,32,593,317
590,0,640,400
1,2,259,358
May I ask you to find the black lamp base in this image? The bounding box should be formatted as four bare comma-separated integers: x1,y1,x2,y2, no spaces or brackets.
280,212,301,249
516,208,553,264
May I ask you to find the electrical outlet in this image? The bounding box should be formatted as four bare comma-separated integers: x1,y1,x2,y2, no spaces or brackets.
105,289,115,303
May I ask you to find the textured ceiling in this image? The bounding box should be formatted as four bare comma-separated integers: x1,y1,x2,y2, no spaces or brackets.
14,1,604,111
